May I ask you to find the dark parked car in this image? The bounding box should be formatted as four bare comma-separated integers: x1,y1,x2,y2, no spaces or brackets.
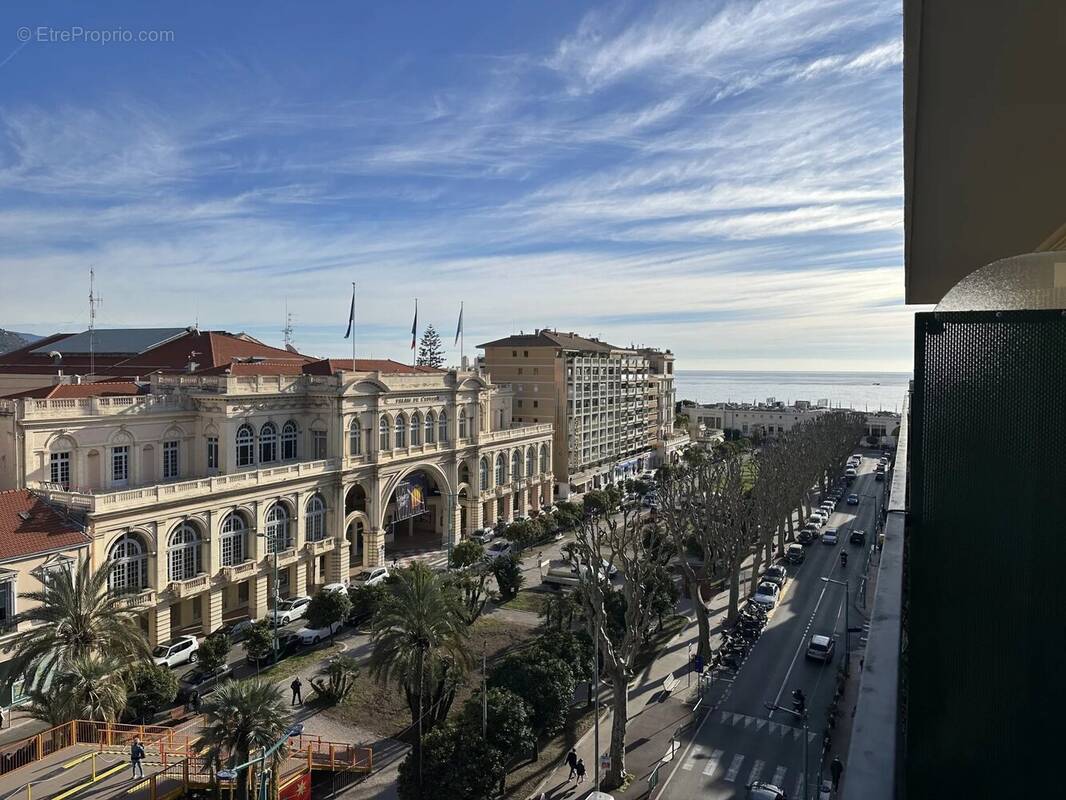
212,619,254,643
177,663,235,704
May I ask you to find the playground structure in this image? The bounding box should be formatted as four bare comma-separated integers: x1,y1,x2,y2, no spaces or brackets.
0,719,372,800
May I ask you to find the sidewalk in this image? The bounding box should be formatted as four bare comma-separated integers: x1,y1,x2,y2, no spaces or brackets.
529,558,761,800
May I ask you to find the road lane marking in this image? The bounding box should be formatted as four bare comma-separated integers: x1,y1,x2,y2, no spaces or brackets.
772,765,787,786
770,562,833,717
747,759,766,784
724,754,745,782
681,744,705,771
701,749,725,777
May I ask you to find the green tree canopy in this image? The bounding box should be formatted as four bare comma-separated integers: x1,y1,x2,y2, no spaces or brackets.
125,661,179,722
459,687,535,763
396,723,504,800
490,554,523,600
449,539,484,569
307,588,353,634
416,324,446,369
489,652,575,738
197,631,231,674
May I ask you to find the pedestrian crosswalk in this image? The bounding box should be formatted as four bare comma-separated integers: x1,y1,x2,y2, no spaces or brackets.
682,744,809,797
716,710,819,742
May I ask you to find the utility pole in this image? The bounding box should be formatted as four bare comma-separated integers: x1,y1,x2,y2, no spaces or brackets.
593,598,601,790
822,577,851,676
482,653,488,737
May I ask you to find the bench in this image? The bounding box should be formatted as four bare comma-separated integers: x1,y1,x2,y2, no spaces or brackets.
662,674,680,694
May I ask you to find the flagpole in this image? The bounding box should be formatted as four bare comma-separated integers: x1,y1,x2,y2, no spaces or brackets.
412,298,418,367
351,282,356,367
460,301,465,368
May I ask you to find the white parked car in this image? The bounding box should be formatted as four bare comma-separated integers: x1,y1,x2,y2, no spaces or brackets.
321,582,348,594
351,567,389,587
484,539,517,561
822,528,839,545
809,510,828,526
295,620,344,644
270,596,311,626
751,581,781,609
152,635,199,668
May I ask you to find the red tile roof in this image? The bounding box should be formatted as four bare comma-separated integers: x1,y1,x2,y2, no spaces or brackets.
1,381,145,400
0,490,89,562
0,330,311,377
194,360,309,376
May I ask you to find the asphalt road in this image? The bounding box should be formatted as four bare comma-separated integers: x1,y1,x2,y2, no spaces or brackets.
660,454,883,800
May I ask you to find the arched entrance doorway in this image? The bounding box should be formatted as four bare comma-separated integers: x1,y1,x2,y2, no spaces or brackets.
383,467,449,559
345,484,369,567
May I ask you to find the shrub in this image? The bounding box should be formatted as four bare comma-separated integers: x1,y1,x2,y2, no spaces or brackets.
243,620,274,663
489,652,575,741
491,554,524,600
396,723,504,800
310,655,360,705
460,687,535,765
348,582,390,626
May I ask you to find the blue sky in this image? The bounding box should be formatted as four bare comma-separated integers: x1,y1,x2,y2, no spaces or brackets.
0,0,913,370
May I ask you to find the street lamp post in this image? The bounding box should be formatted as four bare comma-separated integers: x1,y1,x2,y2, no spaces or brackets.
821,577,851,675
217,722,304,800
766,702,809,800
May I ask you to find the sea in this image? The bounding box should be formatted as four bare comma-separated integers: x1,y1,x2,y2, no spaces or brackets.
674,370,911,413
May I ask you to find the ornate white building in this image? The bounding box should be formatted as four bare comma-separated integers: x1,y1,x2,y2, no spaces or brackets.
0,358,552,647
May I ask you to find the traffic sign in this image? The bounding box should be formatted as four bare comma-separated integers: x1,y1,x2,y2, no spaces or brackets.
600,755,610,772
694,654,705,673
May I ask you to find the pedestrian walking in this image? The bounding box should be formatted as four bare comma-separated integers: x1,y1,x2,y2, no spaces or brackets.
290,677,303,706
130,736,146,780
831,756,844,790
575,758,586,784
565,747,578,780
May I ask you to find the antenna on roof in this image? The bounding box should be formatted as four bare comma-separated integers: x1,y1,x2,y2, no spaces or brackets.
282,300,295,349
88,266,102,378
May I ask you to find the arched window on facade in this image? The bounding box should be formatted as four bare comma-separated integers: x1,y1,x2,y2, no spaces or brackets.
512,450,522,480
480,457,490,490
395,414,407,449
167,523,202,582
495,453,507,486
379,416,390,451
265,504,291,553
305,494,327,542
438,409,449,443
526,447,536,477
108,533,148,594
410,412,422,446
281,421,298,460
219,513,247,566
540,444,549,474
349,418,362,456
236,424,255,467
425,411,436,444
259,422,278,463
458,409,468,439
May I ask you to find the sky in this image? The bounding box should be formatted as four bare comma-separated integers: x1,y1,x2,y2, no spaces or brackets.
0,0,916,371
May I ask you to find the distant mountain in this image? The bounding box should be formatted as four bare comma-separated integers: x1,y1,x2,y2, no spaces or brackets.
0,329,42,355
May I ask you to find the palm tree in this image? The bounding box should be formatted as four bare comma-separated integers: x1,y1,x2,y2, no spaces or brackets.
26,655,128,723
0,559,150,687
200,679,290,800
369,562,471,737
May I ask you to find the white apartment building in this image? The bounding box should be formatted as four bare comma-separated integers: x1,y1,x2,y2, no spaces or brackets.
0,353,552,647
687,402,901,445
480,331,683,497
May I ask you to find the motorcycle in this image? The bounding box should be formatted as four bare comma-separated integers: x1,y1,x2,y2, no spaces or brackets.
840,550,848,568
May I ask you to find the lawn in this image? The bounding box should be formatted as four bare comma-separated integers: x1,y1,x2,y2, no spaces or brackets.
496,587,553,617
323,614,536,740
255,642,343,681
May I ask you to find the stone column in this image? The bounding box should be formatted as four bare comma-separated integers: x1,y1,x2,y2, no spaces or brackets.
205,586,224,634
250,573,269,620
294,561,308,597
326,540,349,584
204,510,219,576
148,603,171,648
365,528,386,567
292,492,306,550
466,499,482,534
484,498,497,528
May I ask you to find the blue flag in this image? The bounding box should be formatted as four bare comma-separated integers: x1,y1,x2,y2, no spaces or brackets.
344,286,355,339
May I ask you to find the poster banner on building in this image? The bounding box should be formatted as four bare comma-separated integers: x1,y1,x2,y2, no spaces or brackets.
394,474,430,522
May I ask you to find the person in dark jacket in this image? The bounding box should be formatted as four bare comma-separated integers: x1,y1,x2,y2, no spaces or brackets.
291,677,303,705
575,758,586,783
130,736,146,779
565,747,578,780
831,756,844,790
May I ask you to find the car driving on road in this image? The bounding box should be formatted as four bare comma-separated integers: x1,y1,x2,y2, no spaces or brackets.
847,493,859,505
747,780,787,799
806,634,836,662
849,528,867,545
822,528,839,545
351,566,389,586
